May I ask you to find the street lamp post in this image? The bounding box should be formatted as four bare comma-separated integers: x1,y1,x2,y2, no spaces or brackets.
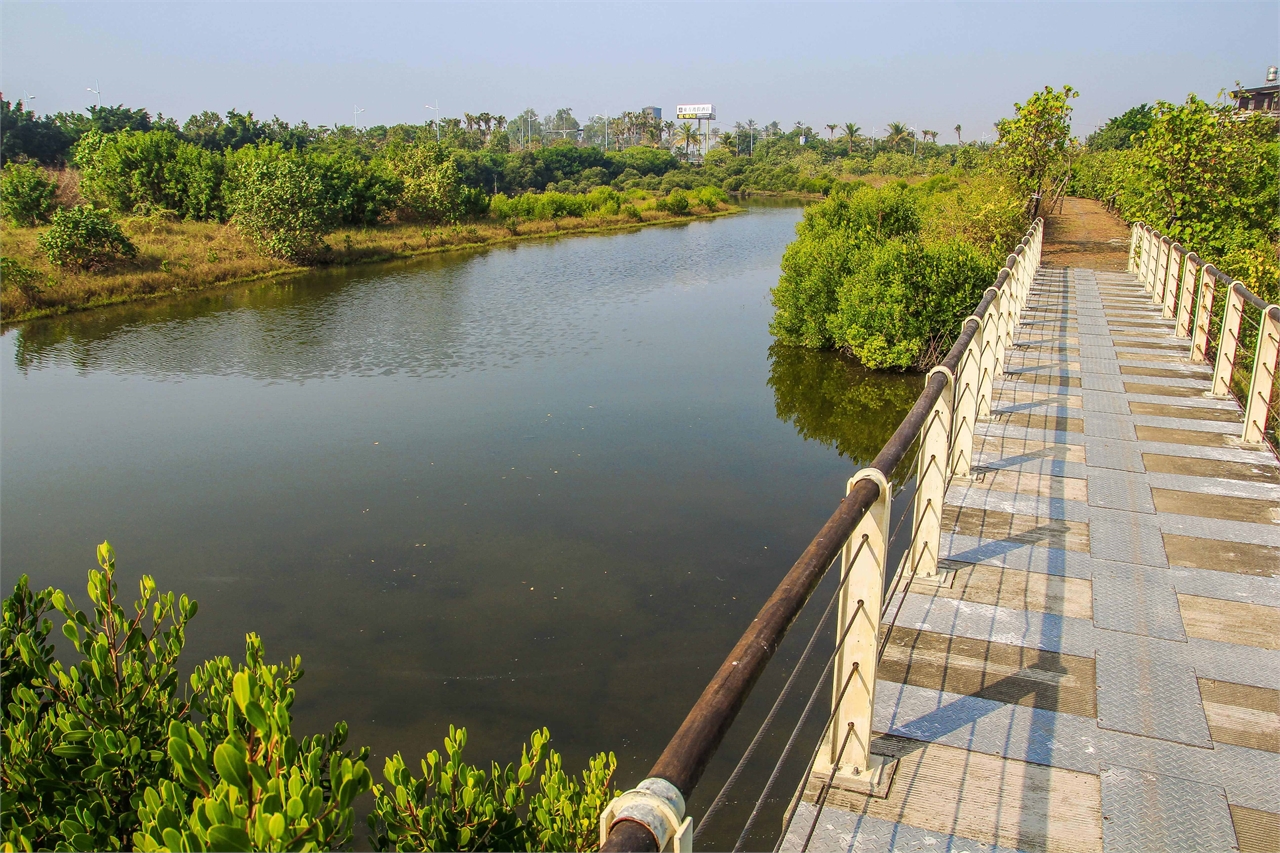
424,103,440,143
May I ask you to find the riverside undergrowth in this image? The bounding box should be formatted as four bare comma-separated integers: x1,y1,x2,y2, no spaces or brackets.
1,544,619,852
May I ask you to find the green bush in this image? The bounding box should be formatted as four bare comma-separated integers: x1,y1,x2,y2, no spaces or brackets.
2,546,621,853
830,237,998,368
770,180,1012,368
37,205,138,270
655,188,690,215
390,143,465,224
369,727,617,852
0,161,58,226
229,151,332,262
0,255,45,300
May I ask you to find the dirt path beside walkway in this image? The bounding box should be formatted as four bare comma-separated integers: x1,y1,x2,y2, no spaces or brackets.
1040,196,1131,271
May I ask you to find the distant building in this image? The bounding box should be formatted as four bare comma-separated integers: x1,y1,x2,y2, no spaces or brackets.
642,106,662,121
1232,67,1279,118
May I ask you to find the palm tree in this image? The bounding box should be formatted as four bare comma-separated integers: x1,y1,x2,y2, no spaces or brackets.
921,129,938,143
745,119,758,155
955,124,963,145
841,122,861,154
885,121,911,152
677,122,699,159
826,123,839,140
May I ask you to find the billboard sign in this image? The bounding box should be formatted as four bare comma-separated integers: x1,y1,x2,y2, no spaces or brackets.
676,104,716,120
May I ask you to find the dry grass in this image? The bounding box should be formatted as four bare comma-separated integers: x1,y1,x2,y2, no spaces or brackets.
1,204,738,323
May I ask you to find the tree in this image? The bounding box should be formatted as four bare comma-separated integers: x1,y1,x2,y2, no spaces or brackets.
1086,104,1154,151
884,122,912,152
955,124,962,144
677,122,699,159
1121,95,1276,257
228,149,332,261
826,124,839,140
389,143,465,224
0,98,75,165
994,85,1078,195
841,123,861,155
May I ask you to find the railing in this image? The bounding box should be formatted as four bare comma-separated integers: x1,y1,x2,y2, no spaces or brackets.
597,219,1045,853
1129,222,1280,450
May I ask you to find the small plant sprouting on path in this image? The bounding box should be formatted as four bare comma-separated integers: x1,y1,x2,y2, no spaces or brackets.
1,543,619,852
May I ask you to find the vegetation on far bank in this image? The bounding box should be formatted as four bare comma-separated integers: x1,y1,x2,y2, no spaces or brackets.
2,545,618,852
0,194,735,323
1,97,1003,322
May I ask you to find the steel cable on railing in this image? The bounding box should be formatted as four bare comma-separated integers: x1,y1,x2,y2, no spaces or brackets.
692,534,871,843
723,592,868,853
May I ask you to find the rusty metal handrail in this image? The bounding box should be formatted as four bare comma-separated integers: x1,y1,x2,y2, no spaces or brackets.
600,218,1045,852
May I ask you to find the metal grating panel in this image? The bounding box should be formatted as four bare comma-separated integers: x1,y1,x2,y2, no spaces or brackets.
1100,765,1236,853
1089,509,1167,566
1083,413,1138,440
1084,438,1146,473
1081,374,1128,393
1086,470,1156,513
1095,633,1213,747
1091,563,1185,640
1081,390,1132,415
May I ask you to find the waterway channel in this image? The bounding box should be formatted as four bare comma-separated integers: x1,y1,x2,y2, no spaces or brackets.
1,202,923,848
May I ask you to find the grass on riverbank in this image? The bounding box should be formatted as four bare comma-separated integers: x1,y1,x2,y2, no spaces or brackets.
1,204,739,323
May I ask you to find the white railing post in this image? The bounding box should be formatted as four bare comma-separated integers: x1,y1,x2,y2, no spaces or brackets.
909,366,954,581
1243,305,1280,445
1191,265,1218,364
1153,237,1171,306
1211,283,1246,398
952,319,983,479
1175,253,1200,339
977,289,1000,419
1162,244,1183,319
817,468,894,795
1140,228,1155,290
1128,223,1141,274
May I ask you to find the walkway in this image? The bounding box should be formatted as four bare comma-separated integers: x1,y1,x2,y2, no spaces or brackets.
782,217,1280,851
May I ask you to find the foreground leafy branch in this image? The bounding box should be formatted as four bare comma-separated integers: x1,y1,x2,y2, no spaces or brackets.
1,544,619,852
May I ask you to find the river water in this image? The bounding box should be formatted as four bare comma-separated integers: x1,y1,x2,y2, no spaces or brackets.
1,203,922,848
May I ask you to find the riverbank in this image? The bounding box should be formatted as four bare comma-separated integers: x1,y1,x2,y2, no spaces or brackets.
1,205,740,323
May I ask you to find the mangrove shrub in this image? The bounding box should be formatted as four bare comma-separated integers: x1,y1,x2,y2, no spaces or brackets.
770,180,1016,369
2,546,620,853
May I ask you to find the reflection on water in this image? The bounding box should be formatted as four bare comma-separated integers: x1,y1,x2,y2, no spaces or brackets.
768,343,925,475
2,203,921,850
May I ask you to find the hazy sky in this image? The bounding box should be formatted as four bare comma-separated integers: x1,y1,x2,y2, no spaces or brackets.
3,2,1276,139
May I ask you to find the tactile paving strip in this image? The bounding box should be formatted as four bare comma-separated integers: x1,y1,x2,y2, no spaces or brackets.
1100,765,1236,853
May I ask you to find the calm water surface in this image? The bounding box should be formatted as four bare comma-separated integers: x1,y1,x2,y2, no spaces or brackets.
1,205,922,847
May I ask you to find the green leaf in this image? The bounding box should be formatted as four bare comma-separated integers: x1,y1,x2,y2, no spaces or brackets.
214,743,251,792
232,671,251,712
244,700,270,734
206,824,252,852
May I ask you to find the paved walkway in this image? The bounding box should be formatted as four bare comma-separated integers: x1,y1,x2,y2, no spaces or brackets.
783,264,1280,852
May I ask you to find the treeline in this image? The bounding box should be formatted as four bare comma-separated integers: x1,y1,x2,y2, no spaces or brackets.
1069,95,1278,300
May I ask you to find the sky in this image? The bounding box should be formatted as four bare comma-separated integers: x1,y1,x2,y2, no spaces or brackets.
3,1,1276,139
